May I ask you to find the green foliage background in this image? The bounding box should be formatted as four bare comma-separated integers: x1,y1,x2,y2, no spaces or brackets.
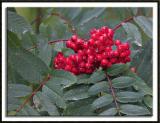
7,7,153,116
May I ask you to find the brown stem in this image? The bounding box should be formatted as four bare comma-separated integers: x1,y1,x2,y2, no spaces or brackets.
26,45,37,51
113,16,134,31
16,74,51,113
106,74,121,116
48,39,68,44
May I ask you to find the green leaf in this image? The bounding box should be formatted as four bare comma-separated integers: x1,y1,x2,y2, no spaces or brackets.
134,76,152,96
99,108,117,116
143,95,152,108
8,11,32,37
64,97,96,116
107,64,129,76
16,104,40,116
33,92,59,115
131,40,152,85
88,81,109,96
78,8,106,26
92,94,113,110
45,77,63,96
124,71,152,95
112,76,135,88
62,48,75,57
122,22,142,46
8,84,32,97
8,46,49,83
53,42,65,52
89,69,106,83
116,91,143,103
37,35,52,66
120,104,150,115
76,74,90,84
7,96,21,111
41,14,72,40
134,16,152,38
15,8,37,23
64,85,90,101
21,31,37,49
51,69,77,88
130,8,138,15
42,86,66,109
8,31,21,48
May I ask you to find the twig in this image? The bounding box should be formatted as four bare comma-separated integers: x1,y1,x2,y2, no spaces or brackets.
113,16,134,31
106,74,121,116
16,74,51,113
26,45,37,51
48,39,68,44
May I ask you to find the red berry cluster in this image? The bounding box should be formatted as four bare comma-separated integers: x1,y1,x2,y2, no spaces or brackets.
53,26,131,75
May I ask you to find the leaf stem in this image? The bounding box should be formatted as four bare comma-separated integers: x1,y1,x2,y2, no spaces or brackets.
106,74,121,116
113,16,134,31
15,74,51,113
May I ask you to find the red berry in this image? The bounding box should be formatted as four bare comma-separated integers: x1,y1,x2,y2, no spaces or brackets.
76,39,83,45
96,54,102,61
125,57,131,62
99,36,104,42
91,33,97,39
89,39,95,46
79,62,85,68
113,50,119,57
126,50,131,56
66,57,72,65
75,54,82,62
101,59,108,67
71,35,78,41
86,63,92,68
102,52,107,59
115,40,121,46
120,52,126,57
123,42,130,49
65,65,72,71
83,42,88,49
88,55,95,63
105,47,112,52
79,67,85,73
108,29,114,38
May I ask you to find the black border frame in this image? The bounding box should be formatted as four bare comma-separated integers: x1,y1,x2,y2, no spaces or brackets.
1,0,159,122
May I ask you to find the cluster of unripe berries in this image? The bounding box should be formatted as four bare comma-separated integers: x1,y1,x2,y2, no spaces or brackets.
53,26,131,75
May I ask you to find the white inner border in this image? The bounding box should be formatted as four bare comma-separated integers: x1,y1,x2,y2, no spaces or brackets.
2,2,158,121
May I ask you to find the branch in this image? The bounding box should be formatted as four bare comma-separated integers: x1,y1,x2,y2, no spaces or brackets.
113,16,134,31
16,74,51,113
106,74,121,116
